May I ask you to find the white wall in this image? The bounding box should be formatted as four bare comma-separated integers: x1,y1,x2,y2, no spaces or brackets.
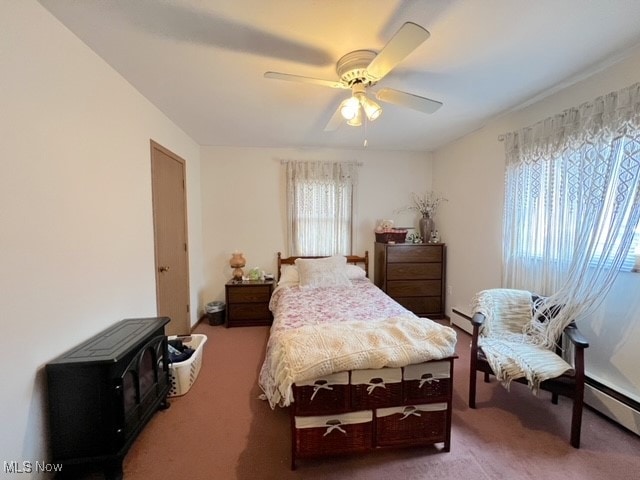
432,45,640,417
199,146,432,306
0,2,203,474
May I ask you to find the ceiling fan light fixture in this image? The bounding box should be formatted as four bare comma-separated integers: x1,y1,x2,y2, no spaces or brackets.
265,22,443,133
340,96,360,120
347,106,362,126
359,95,382,121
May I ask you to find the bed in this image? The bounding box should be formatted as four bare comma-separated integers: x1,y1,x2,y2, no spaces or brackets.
258,252,458,469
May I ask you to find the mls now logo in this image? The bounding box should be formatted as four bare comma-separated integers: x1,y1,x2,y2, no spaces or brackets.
4,461,63,474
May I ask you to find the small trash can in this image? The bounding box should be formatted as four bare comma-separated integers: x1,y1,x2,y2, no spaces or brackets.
205,301,225,326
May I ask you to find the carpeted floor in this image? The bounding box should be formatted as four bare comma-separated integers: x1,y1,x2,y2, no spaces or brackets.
118,321,640,480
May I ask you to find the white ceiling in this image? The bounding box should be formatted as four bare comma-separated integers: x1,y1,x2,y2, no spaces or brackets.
40,0,640,152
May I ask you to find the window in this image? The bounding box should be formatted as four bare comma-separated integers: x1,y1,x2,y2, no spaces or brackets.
285,161,357,256
507,136,640,273
502,82,640,298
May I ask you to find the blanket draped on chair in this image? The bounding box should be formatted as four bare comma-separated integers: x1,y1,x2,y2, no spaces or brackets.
472,289,574,393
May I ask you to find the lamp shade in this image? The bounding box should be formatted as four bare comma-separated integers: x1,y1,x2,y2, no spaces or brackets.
230,252,246,268
360,95,382,121
340,96,360,120
347,105,362,126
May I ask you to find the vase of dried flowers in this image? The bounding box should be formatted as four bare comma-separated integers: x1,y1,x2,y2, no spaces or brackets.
397,191,447,242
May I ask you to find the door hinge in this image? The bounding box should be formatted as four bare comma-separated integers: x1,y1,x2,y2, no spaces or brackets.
186,304,190,313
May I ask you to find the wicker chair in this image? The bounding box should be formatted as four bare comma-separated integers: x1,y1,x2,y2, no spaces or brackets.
468,289,589,448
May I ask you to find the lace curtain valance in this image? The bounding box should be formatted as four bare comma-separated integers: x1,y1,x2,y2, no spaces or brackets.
505,82,640,164
284,160,359,186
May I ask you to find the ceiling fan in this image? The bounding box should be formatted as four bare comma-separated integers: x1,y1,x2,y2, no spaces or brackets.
264,22,442,131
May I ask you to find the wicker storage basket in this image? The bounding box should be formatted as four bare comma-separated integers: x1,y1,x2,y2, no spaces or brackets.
293,371,350,415
350,368,402,409
375,230,408,243
168,334,208,397
376,403,447,447
294,411,373,456
403,361,451,403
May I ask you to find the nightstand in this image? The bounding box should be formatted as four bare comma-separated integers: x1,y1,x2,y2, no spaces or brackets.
225,279,274,327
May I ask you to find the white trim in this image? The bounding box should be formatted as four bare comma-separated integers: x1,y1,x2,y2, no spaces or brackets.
585,384,640,437
451,306,473,334
404,361,450,380
351,368,402,385
376,403,447,418
295,371,349,386
294,410,372,429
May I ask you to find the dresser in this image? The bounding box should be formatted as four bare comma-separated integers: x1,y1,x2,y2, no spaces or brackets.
225,279,274,327
374,242,446,319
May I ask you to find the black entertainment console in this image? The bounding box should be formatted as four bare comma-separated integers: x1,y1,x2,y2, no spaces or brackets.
46,317,171,479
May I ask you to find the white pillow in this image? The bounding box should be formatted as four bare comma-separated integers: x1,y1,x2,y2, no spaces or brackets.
294,256,352,288
345,264,367,280
279,263,366,284
278,265,299,284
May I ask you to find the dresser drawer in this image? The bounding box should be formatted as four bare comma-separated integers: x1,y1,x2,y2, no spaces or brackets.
386,280,441,297
386,245,442,263
227,285,271,303
228,303,271,320
387,263,442,280
394,296,442,315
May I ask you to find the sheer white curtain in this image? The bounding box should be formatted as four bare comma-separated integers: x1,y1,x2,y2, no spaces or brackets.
502,82,640,346
285,160,358,256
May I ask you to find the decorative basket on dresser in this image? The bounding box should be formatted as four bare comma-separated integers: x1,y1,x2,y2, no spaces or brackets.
374,229,408,244
374,242,446,319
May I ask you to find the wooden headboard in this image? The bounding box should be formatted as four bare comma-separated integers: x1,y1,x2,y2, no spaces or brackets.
277,251,369,280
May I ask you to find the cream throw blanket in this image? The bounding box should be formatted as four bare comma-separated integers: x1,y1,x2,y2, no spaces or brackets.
472,289,574,393
260,316,457,408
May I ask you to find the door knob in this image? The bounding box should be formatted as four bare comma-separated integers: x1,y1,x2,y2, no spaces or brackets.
158,266,170,273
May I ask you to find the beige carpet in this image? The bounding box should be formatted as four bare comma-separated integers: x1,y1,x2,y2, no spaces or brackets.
117,322,640,480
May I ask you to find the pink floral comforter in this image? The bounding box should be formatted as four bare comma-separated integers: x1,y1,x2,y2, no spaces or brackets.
268,279,412,332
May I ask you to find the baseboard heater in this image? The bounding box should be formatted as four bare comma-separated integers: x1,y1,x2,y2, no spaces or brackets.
585,377,640,437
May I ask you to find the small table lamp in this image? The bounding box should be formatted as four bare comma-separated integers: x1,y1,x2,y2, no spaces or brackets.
229,251,246,281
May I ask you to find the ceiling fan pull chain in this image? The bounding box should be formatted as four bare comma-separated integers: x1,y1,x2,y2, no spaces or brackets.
363,116,368,148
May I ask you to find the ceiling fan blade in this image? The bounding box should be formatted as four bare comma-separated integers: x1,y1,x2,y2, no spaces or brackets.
375,88,443,114
264,71,347,89
366,22,430,81
324,105,344,131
